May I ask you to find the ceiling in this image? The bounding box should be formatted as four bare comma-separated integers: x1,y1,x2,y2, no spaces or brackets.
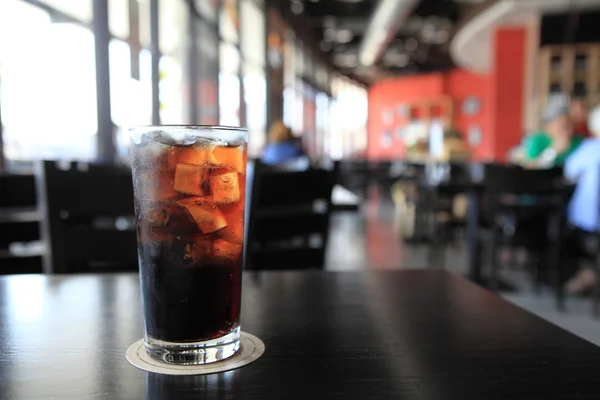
541,11,600,46
272,0,487,83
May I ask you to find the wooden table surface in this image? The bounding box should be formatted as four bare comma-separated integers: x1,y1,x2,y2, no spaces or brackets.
1,270,599,399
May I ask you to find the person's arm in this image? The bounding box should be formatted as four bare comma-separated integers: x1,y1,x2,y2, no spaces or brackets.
564,140,591,181
524,134,547,161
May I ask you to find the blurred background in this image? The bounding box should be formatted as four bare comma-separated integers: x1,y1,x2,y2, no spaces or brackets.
2,0,600,345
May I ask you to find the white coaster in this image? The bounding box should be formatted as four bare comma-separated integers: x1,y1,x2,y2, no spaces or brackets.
126,332,265,375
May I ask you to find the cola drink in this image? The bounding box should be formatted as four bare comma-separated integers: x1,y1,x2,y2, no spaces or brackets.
130,126,247,364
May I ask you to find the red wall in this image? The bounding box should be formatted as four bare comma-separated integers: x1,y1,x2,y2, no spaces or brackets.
367,74,445,160
492,27,526,162
367,70,493,160
444,69,493,160
367,27,527,161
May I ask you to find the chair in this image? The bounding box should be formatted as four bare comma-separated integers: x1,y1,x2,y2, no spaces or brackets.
338,159,369,196
0,174,43,274
424,162,478,266
391,162,427,242
480,164,570,307
245,161,338,270
36,161,138,273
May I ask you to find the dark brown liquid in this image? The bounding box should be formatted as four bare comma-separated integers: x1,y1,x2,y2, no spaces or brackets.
138,236,242,342
131,137,246,343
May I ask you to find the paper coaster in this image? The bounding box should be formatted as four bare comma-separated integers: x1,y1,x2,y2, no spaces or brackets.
126,332,265,375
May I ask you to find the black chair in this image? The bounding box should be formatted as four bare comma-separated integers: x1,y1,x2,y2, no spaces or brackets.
245,161,338,270
595,242,600,316
391,162,427,242
36,161,138,273
0,174,43,273
480,165,570,307
338,159,370,196
565,228,600,317
424,162,477,266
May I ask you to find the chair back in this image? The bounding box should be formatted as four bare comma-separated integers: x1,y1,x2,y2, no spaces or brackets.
37,161,137,273
338,159,369,194
484,164,565,196
0,174,42,273
246,161,338,270
481,164,570,226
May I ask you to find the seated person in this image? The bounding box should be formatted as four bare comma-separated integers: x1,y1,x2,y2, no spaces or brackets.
525,103,583,167
571,96,591,137
262,121,304,166
563,104,600,293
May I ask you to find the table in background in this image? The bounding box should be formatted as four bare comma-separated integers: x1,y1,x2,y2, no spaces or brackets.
1,270,599,399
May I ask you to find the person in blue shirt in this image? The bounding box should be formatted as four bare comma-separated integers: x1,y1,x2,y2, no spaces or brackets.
563,105,600,294
262,120,304,166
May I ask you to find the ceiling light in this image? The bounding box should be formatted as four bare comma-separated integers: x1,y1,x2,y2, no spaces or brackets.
397,54,409,67
320,41,333,52
336,29,354,44
405,37,418,52
421,23,436,42
383,51,409,67
324,28,336,41
334,53,358,68
291,2,304,14
435,30,449,44
358,0,419,66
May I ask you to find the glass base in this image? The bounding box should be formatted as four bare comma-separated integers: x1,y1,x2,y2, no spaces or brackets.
144,327,241,365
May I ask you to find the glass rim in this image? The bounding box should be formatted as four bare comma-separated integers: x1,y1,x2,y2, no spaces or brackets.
129,125,248,132
129,125,248,144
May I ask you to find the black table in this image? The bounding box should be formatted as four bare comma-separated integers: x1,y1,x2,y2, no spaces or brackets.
1,270,600,399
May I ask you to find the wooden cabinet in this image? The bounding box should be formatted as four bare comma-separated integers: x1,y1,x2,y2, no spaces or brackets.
539,43,600,109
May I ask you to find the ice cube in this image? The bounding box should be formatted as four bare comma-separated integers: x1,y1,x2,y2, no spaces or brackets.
131,138,168,171
135,169,178,200
166,148,179,170
173,164,210,196
213,147,245,174
150,130,198,146
143,203,170,227
210,171,240,205
165,203,201,235
184,235,213,264
177,197,227,233
212,239,242,266
177,147,217,166
217,206,244,244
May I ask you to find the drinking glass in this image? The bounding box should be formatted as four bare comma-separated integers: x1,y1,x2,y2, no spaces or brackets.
130,126,247,364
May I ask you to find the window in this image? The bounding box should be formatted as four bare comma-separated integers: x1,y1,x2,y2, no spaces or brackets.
38,0,93,22
0,0,97,162
241,0,265,67
198,20,220,125
243,64,267,156
240,0,266,155
329,78,368,159
220,0,239,44
110,40,153,162
159,0,188,124
109,0,129,40
195,0,218,23
219,43,241,127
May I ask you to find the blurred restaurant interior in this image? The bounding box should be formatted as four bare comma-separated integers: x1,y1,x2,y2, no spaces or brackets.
3,0,600,391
